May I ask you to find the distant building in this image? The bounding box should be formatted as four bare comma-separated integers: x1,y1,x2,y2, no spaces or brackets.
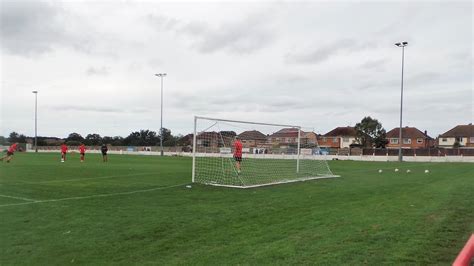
268,128,299,146
438,124,474,148
267,128,317,147
238,130,267,148
318,127,357,148
386,127,434,149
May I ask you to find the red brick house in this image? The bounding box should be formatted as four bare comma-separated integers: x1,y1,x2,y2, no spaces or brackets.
386,127,434,149
238,130,267,148
318,127,357,148
268,128,317,147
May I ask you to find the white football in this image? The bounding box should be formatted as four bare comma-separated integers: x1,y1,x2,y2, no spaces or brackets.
406,169,411,173
378,169,383,173
186,185,192,189
425,170,429,173
395,168,399,172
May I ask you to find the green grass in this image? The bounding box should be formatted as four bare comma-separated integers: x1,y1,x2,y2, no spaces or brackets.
0,152,473,265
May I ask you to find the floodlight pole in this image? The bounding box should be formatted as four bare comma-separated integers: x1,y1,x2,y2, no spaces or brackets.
395,42,408,162
32,91,38,152
155,73,167,156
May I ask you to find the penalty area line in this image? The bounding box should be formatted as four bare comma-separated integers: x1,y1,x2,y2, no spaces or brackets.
0,183,189,208
0,194,37,202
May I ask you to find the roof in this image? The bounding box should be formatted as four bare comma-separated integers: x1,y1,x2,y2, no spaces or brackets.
238,130,267,140
386,127,433,139
324,127,357,137
439,124,474,137
196,131,220,139
269,128,299,138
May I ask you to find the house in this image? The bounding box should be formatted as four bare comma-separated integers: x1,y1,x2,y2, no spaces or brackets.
438,124,474,148
268,128,299,146
238,130,267,148
196,132,220,148
386,127,434,149
267,128,316,147
318,127,357,148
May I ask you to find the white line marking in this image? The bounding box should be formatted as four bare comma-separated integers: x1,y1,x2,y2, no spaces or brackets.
0,194,36,202
2,172,155,185
0,183,189,208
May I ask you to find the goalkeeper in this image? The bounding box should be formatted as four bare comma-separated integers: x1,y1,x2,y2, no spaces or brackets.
233,136,243,174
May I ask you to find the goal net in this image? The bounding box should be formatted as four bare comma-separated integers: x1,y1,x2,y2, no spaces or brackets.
192,116,338,188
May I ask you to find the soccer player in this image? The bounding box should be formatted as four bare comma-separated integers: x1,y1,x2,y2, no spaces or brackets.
233,136,243,174
101,143,108,162
0,143,18,163
79,143,86,162
60,143,68,162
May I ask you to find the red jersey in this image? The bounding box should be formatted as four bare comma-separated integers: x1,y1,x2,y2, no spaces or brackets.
8,143,17,153
61,144,68,153
233,140,242,157
79,145,86,153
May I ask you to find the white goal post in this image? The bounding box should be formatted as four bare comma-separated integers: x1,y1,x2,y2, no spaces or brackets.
192,116,338,188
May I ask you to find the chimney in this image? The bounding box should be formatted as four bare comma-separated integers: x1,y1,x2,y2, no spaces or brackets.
424,130,427,136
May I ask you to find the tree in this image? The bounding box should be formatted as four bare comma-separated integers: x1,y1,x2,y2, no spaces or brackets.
453,140,461,148
66,133,84,145
0,136,7,145
8,132,27,143
66,133,84,142
112,136,124,146
124,130,158,146
85,134,102,146
354,117,388,148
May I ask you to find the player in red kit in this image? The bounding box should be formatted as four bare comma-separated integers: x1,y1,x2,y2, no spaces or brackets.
60,143,68,162
233,136,243,174
0,143,18,163
79,143,86,162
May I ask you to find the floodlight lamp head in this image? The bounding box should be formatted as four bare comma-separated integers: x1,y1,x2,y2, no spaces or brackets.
32,90,38,93
402,41,408,45
395,42,401,46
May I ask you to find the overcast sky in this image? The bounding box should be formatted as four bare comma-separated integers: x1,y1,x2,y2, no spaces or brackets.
1,0,472,138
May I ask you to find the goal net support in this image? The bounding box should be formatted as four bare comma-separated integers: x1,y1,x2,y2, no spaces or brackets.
192,116,338,188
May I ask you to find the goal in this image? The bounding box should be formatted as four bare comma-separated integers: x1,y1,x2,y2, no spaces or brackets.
192,116,338,188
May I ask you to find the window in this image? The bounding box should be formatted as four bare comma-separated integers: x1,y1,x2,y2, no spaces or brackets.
322,137,327,142
470,137,474,143
417,138,423,144
442,138,447,142
333,137,338,143
403,138,411,144
390,138,398,144
343,137,349,142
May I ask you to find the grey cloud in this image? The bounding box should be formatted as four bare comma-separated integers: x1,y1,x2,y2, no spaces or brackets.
146,14,180,32
406,72,441,85
86,66,109,76
49,105,148,113
285,38,375,65
0,1,65,55
361,59,387,70
179,15,275,54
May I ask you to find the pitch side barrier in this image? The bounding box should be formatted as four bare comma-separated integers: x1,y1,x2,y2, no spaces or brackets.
26,149,474,162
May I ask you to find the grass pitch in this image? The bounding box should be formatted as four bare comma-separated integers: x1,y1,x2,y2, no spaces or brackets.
0,152,473,265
